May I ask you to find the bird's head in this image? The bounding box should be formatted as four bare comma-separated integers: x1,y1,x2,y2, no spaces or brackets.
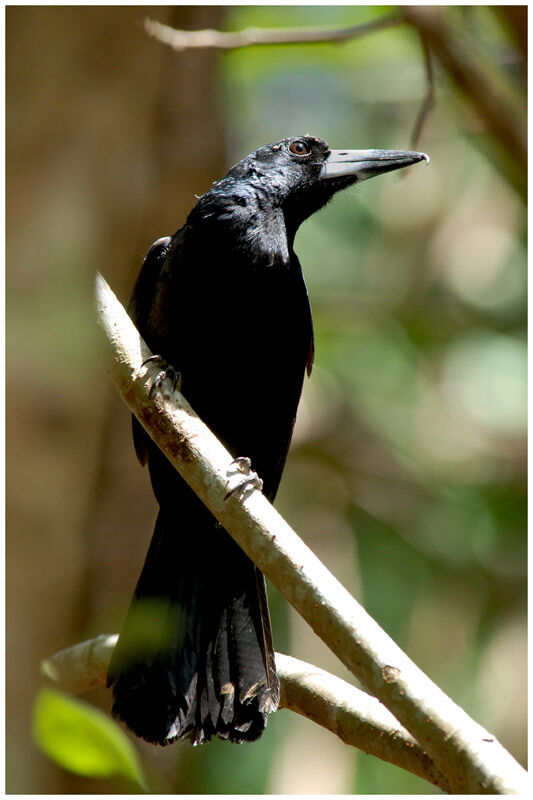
190,136,428,263
225,135,429,238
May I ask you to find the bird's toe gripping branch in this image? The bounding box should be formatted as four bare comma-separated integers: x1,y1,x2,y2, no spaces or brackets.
142,354,182,397
224,457,263,501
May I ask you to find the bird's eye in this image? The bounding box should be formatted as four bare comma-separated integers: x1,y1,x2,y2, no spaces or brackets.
289,140,311,157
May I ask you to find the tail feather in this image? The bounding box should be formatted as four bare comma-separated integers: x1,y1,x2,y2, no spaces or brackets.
107,508,279,745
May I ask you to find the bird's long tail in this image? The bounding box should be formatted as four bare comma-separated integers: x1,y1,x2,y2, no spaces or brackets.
107,506,279,745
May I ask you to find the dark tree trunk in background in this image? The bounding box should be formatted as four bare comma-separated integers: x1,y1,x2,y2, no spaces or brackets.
6,5,225,793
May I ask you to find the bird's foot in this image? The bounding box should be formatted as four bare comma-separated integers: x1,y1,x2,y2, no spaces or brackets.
224,457,263,501
142,355,182,397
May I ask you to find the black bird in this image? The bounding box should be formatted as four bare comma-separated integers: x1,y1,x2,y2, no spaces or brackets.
107,135,428,745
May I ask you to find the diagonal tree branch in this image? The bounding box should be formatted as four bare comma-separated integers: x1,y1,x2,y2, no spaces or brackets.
143,13,403,53
94,272,528,794
41,636,451,792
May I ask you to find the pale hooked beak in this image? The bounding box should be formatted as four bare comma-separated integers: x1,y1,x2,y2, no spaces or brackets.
319,149,430,181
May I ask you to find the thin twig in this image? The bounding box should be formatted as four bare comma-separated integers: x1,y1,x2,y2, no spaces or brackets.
402,6,526,172
94,273,528,794
143,13,403,53
410,33,435,151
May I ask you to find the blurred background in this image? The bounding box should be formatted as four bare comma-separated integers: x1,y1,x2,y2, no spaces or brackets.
6,5,526,794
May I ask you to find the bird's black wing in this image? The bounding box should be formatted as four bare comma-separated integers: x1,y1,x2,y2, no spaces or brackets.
128,236,172,466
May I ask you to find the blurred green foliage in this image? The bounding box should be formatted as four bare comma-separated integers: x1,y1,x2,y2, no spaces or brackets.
32,688,146,790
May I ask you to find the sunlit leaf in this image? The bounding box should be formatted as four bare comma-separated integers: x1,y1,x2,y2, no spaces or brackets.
32,688,147,790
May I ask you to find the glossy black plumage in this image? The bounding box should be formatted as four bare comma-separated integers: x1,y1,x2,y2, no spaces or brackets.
107,136,428,745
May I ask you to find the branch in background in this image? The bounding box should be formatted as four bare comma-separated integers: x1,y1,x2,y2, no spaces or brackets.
94,273,528,794
41,636,450,792
143,13,403,52
145,7,526,198
402,6,527,175
491,5,527,63
410,33,435,151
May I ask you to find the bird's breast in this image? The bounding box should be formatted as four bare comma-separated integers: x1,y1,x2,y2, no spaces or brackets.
142,234,313,496
180,254,310,429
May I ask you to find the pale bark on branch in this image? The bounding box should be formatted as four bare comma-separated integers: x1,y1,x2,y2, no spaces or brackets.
92,273,528,794
143,14,402,53
42,636,450,791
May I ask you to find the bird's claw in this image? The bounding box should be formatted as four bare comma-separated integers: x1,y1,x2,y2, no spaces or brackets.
142,355,182,397
224,457,263,501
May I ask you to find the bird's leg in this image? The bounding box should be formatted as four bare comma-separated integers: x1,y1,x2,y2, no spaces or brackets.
142,355,182,397
224,456,263,501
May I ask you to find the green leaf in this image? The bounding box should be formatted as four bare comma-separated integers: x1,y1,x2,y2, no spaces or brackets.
32,688,147,791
